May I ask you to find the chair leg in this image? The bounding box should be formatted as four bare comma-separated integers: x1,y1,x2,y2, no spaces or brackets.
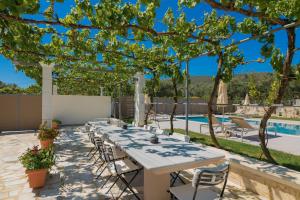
241,129,244,142
96,165,107,179
170,173,177,186
100,175,112,189
89,150,97,160
177,175,185,184
106,176,119,194
93,156,101,165
96,162,105,173
87,147,94,157
117,170,140,200
220,171,229,199
119,176,140,200
170,171,185,186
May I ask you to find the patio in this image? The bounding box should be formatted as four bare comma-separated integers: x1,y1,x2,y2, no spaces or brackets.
1,1,300,200
0,127,261,200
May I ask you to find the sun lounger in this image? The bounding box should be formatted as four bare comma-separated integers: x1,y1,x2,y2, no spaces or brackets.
228,116,257,141
199,115,230,134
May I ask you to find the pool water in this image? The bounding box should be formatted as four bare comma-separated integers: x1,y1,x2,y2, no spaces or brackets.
176,116,300,136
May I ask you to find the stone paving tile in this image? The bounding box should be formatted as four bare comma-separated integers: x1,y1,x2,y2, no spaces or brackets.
1,127,263,200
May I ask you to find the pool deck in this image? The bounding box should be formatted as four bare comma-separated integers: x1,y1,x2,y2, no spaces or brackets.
155,115,300,156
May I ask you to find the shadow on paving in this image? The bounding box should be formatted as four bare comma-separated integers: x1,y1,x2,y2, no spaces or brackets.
56,126,142,199
237,133,281,142
31,126,110,199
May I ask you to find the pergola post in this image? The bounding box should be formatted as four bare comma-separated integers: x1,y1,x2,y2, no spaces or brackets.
185,60,190,136
118,84,122,120
134,72,145,127
53,85,58,95
41,62,54,128
100,86,104,96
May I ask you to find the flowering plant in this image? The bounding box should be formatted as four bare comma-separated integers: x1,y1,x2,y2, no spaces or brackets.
19,146,55,170
38,122,59,140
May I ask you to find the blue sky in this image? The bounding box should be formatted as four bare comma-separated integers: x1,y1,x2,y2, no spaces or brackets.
0,0,299,88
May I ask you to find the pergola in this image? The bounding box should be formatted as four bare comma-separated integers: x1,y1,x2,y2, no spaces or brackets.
41,63,146,127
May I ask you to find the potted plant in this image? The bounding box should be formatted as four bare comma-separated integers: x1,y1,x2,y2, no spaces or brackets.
52,119,61,129
19,146,55,188
38,123,59,149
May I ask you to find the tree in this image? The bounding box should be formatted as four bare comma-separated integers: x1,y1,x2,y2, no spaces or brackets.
196,0,299,163
165,63,184,133
144,72,159,125
0,81,41,95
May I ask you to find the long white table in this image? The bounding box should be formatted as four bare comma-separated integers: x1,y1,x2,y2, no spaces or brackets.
94,122,225,200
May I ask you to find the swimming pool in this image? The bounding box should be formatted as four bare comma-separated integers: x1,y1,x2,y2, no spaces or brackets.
176,116,300,136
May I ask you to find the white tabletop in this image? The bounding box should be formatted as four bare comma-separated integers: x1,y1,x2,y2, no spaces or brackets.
94,122,225,174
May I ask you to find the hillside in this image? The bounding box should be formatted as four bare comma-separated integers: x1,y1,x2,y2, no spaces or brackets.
0,81,41,94
156,73,299,104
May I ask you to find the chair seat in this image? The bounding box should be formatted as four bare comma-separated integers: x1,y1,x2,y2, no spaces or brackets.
170,183,219,200
113,148,127,159
108,159,139,175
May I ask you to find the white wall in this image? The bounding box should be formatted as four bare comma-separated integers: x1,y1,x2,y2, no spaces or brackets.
52,95,111,125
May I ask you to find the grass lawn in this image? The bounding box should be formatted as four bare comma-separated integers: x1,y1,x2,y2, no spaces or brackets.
123,118,134,124
269,116,300,121
172,129,300,172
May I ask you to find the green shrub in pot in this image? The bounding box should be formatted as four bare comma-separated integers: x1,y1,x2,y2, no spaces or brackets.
19,146,55,188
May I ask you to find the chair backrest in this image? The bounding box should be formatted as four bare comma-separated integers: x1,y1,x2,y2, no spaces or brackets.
95,128,102,135
85,123,92,132
147,125,153,131
184,135,191,143
89,132,96,144
192,162,230,200
204,114,220,125
102,146,121,174
100,142,120,163
95,138,107,161
229,116,254,129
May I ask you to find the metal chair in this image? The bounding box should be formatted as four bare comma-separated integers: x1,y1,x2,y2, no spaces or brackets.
228,116,257,141
84,122,92,133
199,115,223,134
103,146,142,200
170,135,191,186
169,162,230,200
87,131,102,160
94,138,127,179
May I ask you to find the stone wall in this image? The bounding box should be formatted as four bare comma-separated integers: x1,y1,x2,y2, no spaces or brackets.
236,105,300,118
229,159,300,200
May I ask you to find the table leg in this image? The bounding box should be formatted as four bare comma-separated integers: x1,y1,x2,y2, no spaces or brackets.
144,169,170,200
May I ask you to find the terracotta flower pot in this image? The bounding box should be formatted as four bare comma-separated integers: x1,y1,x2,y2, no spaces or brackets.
26,168,48,188
40,139,54,149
